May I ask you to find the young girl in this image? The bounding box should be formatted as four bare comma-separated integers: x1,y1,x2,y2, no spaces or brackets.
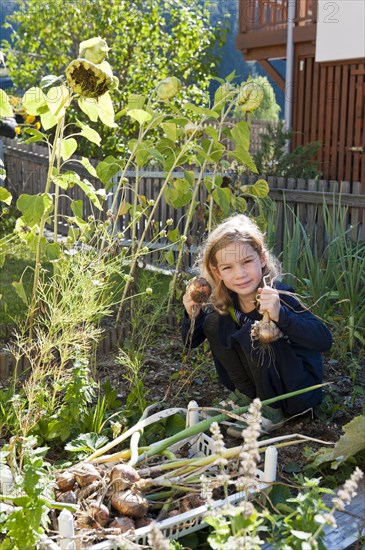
182,214,332,436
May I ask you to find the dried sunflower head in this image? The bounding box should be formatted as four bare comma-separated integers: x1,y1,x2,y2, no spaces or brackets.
65,58,113,98
237,82,264,113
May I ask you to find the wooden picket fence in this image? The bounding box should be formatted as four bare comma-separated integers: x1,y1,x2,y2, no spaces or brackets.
2,137,364,265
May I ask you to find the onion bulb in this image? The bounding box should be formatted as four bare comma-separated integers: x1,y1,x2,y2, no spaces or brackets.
111,489,148,519
110,464,140,492
251,311,283,345
187,277,212,304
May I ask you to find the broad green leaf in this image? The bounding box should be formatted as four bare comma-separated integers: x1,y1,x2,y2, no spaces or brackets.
229,147,258,173
231,120,250,150
0,90,13,118
252,179,269,198
44,242,61,260
22,87,47,115
71,199,83,218
161,122,177,142
97,91,116,127
204,126,219,140
212,187,230,216
311,415,365,469
17,193,53,225
40,109,58,130
76,119,101,146
75,178,103,210
184,170,195,186
22,127,47,144
78,97,98,122
204,176,213,193
165,413,185,436
0,187,12,205
81,157,97,177
164,249,175,265
127,94,146,110
53,172,80,190
45,85,70,119
184,102,219,119
164,178,192,208
167,228,179,242
213,83,233,112
127,109,152,125
67,226,80,244
12,280,29,305
60,138,77,161
96,156,121,184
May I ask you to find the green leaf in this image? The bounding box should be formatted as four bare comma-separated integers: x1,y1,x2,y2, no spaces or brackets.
60,138,77,161
241,179,269,199
165,178,192,208
311,415,365,469
164,249,175,265
78,96,98,122
80,157,97,177
17,193,53,224
0,187,12,205
168,228,180,242
204,125,219,141
12,280,29,305
96,156,121,184
76,119,101,145
40,109,58,130
230,120,250,150
44,242,61,260
229,147,258,173
22,127,47,144
75,178,103,210
212,187,230,216
22,87,48,115
71,199,83,218
165,413,186,437
127,109,153,125
161,122,177,142
291,530,311,541
45,85,70,119
53,172,80,190
127,94,147,110
184,102,219,119
0,89,13,118
65,433,109,453
97,91,116,127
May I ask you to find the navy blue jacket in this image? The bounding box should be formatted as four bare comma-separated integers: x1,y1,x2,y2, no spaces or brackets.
182,282,332,415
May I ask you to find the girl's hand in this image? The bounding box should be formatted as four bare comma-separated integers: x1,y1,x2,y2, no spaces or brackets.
183,285,202,319
257,286,280,322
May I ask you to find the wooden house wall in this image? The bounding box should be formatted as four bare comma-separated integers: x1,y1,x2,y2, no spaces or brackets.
292,53,365,189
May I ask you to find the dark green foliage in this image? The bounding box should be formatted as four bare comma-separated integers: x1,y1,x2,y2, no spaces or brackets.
254,121,322,179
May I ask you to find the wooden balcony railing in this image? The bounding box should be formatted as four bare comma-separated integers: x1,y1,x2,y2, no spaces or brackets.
239,0,317,33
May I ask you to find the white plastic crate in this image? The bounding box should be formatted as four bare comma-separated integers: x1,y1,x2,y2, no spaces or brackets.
83,401,278,549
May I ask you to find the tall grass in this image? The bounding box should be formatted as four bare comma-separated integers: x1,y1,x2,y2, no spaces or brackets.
271,198,365,356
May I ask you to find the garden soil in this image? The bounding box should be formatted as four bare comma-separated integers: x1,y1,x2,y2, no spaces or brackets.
96,330,364,478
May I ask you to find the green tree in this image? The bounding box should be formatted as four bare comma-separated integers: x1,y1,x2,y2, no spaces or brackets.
2,0,226,157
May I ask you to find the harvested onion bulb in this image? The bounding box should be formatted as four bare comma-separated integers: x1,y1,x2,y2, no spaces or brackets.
111,489,148,519
187,277,212,304
251,310,283,344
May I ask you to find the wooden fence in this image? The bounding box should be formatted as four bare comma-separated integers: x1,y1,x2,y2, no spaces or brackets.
2,137,365,268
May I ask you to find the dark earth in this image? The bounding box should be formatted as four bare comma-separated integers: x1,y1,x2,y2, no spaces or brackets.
96,329,364,481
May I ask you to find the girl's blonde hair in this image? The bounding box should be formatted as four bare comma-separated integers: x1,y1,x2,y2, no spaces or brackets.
199,214,281,313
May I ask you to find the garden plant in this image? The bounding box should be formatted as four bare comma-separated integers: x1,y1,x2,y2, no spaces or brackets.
0,28,364,550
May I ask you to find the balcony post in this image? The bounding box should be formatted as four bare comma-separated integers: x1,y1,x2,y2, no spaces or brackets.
284,0,296,152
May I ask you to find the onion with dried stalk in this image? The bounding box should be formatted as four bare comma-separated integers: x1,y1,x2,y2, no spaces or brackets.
109,516,135,533
56,471,76,492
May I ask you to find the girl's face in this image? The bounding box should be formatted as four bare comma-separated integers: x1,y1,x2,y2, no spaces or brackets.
212,241,266,310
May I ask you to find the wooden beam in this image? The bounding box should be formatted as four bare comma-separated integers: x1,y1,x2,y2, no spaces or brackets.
259,60,285,90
